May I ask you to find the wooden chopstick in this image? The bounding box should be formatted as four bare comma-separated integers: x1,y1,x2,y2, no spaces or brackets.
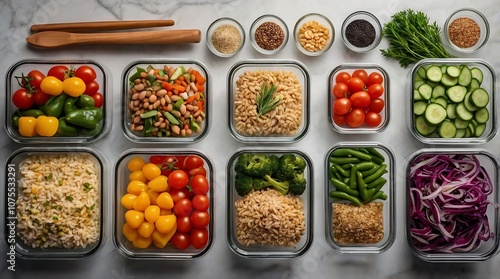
30,20,175,33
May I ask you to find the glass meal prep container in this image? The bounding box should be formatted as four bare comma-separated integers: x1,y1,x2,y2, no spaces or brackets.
113,149,214,259
408,58,497,144
122,60,210,143
328,64,390,134
5,147,105,260
325,142,395,254
405,148,500,262
226,148,313,258
4,59,110,143
227,60,310,143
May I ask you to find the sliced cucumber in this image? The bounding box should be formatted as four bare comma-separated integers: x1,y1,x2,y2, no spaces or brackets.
467,78,481,92
414,80,426,90
425,103,447,125
456,103,473,121
467,123,476,136
439,121,457,138
446,86,467,103
413,89,423,101
418,84,433,100
433,97,448,108
470,88,489,108
470,67,483,84
446,66,461,78
413,101,428,115
458,66,472,86
475,107,489,124
426,66,443,82
440,65,448,74
417,67,427,80
415,74,425,82
464,128,471,137
455,129,466,138
463,92,479,112
475,124,486,137
454,118,469,129
415,115,437,136
432,85,446,99
441,73,458,87
446,103,457,119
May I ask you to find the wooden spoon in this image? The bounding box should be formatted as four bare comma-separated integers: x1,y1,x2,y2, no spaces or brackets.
31,20,175,33
26,29,202,48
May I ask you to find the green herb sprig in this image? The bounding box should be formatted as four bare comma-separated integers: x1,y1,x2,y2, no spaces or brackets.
256,83,282,118
380,9,453,68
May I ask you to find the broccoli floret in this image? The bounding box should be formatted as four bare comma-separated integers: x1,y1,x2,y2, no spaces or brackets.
276,154,307,180
234,154,275,177
235,173,254,196
263,175,289,195
289,173,307,195
252,177,271,190
269,154,279,174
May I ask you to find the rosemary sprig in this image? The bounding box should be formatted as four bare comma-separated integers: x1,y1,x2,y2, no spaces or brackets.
256,83,282,118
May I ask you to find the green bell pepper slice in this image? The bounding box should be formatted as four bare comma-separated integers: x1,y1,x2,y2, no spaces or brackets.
65,108,103,129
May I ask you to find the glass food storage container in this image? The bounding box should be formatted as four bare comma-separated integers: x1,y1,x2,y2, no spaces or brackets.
405,148,500,262
113,149,214,259
227,148,313,258
227,60,310,143
5,59,110,143
325,142,395,254
293,13,334,56
122,60,210,143
5,147,105,260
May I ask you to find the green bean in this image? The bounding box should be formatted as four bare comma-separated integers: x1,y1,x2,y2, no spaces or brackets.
366,147,385,160
366,177,387,189
332,163,351,177
364,164,387,184
330,178,359,196
334,171,343,181
332,148,372,161
340,163,352,169
349,165,358,190
364,188,377,201
330,156,360,164
360,165,379,177
357,171,368,201
329,191,362,206
343,177,350,185
357,147,369,154
356,162,377,171
370,155,385,165
331,148,352,157
368,191,387,202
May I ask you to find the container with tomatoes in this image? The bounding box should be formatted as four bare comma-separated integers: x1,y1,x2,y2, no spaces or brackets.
328,64,390,133
114,150,213,259
5,60,108,143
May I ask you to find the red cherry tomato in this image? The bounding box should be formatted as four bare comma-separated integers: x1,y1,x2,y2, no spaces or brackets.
183,155,204,170
367,72,384,86
190,174,209,195
47,65,69,81
33,89,51,106
168,170,189,189
346,108,366,128
189,167,207,177
333,98,352,115
368,98,385,113
333,113,347,126
190,228,209,249
171,232,191,250
176,216,193,233
192,195,210,211
332,83,349,99
352,69,369,84
90,92,103,108
347,77,365,93
75,66,97,83
190,211,210,229
367,84,384,98
350,91,371,108
365,111,382,127
84,80,99,95
170,188,191,203
26,70,45,89
335,72,351,84
12,88,34,109
173,198,193,217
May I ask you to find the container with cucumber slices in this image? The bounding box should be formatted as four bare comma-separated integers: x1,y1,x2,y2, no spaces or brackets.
409,59,497,144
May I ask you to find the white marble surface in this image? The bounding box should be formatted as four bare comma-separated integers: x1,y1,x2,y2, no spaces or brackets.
1,0,500,278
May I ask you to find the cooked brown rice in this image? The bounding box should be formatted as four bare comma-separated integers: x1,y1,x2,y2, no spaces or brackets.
16,154,100,249
332,202,384,244
234,70,302,136
235,188,305,247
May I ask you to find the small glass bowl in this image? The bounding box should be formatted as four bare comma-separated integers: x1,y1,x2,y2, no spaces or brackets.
328,64,390,134
293,13,334,56
250,14,289,55
444,8,490,53
405,148,500,262
206,17,245,58
227,60,310,143
4,59,110,143
226,148,313,258
341,11,382,53
408,58,497,144
113,149,214,259
325,142,395,254
122,59,210,143
5,147,105,260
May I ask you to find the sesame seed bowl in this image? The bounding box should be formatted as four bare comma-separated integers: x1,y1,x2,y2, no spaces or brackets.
206,18,245,58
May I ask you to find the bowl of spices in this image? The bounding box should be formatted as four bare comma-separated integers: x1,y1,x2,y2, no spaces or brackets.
206,18,245,58
250,15,288,55
294,13,334,56
445,8,489,53
341,11,382,53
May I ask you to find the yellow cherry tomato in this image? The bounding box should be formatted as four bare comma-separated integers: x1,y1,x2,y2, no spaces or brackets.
62,77,86,97
127,180,147,195
125,210,144,229
120,193,138,210
40,76,63,96
133,191,151,212
147,189,159,205
148,175,168,192
123,223,138,242
128,156,146,172
156,192,174,210
137,221,155,238
142,163,161,181
151,223,177,248
160,208,172,215
133,235,152,249
144,205,161,223
35,116,59,137
129,170,147,183
155,214,176,234
18,116,38,137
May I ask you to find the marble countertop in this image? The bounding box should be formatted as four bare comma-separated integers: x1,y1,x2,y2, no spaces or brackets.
1,0,500,278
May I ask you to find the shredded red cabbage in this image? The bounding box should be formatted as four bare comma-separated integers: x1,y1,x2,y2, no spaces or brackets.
409,154,495,253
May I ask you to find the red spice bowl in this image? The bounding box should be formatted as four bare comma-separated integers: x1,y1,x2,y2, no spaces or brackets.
405,148,500,262
444,8,490,53
250,14,289,55
328,63,390,134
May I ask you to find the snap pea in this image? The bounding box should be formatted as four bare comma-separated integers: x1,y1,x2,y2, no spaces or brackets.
357,147,369,154
331,163,351,177
367,147,385,160
360,165,379,177
330,178,359,196
356,161,377,171
343,177,350,185
340,163,351,169
329,191,362,206
349,165,358,190
333,171,343,181
367,177,387,189
368,191,387,202
364,164,387,184
370,155,385,165
331,148,372,161
329,156,360,164
357,171,368,201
